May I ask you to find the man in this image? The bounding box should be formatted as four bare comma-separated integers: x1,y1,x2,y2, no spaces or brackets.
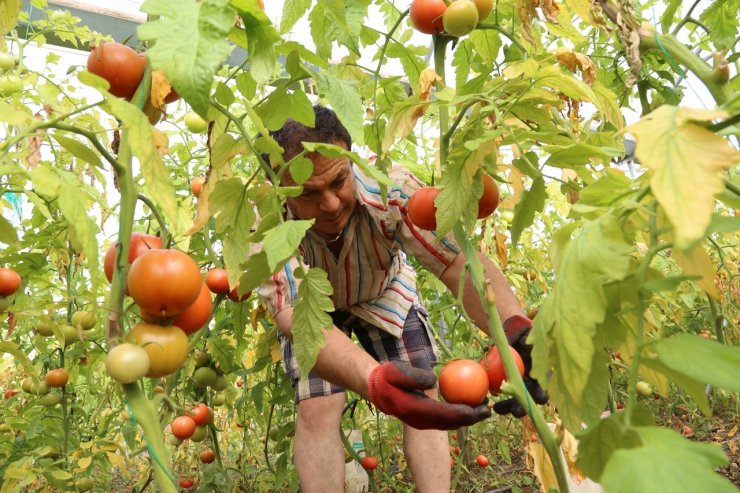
256,105,547,492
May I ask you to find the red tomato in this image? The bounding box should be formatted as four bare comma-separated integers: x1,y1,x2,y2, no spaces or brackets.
228,285,251,302
477,173,500,219
407,187,440,231
0,268,21,296
190,403,214,427
172,282,212,335
86,43,146,99
127,249,202,318
410,0,447,34
171,415,196,440
438,359,489,406
205,268,230,295
44,368,69,388
480,345,525,394
179,478,194,488
199,449,216,464
476,454,489,467
191,176,205,197
4,388,17,399
360,456,379,471
104,233,163,283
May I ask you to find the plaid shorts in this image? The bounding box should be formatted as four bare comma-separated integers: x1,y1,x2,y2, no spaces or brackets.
279,304,439,402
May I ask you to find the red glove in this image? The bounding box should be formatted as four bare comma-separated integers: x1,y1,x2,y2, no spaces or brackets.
368,361,491,430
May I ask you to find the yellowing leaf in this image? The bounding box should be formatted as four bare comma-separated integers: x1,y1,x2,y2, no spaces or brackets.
270,340,281,363
151,128,169,157
495,231,508,270
625,105,740,250
77,456,93,470
106,451,131,478
673,245,720,299
382,100,429,154
418,68,439,102
150,70,173,110
554,48,596,85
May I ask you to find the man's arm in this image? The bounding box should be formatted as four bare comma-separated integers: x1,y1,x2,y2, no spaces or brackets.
439,252,525,336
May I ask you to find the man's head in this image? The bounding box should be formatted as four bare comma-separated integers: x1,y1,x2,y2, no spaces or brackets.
268,105,356,240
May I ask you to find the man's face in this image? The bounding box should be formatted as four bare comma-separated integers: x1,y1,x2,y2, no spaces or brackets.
285,141,356,240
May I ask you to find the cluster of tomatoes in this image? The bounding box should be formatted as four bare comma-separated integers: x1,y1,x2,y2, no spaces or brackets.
438,345,525,406
170,403,214,444
410,0,493,37
407,173,500,231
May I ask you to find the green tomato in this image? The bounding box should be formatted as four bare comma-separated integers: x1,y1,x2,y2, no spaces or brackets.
0,75,23,96
23,378,49,395
75,478,95,492
193,350,209,368
443,0,479,37
184,112,208,134
0,423,11,433
60,324,79,346
0,52,16,72
636,381,652,397
39,392,61,407
169,434,183,446
212,393,226,406
106,343,150,384
190,425,208,442
211,374,228,391
71,310,96,330
0,296,12,312
192,367,217,388
36,318,55,336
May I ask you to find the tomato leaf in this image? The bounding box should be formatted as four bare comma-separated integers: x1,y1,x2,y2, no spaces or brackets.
292,267,335,377
58,181,99,292
576,412,643,480
601,426,735,493
511,175,546,246
207,336,238,374
672,244,720,299
316,72,365,146
280,0,311,34
262,220,313,272
532,214,632,430
699,0,738,51
51,133,103,168
257,85,315,131
234,2,281,83
577,169,633,207
138,0,235,117
0,213,18,246
624,105,740,251
642,357,711,415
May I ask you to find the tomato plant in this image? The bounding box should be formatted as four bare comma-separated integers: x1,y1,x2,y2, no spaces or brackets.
409,0,447,35
0,267,21,296
86,42,145,99
44,368,69,387
480,345,524,394
407,187,440,231
124,323,189,378
205,268,230,294
199,449,216,464
442,0,479,37
360,456,379,471
438,359,489,406
477,173,500,219
171,415,197,440
105,343,151,383
127,249,202,317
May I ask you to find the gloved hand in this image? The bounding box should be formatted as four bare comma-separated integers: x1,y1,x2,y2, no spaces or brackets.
368,361,491,430
493,315,549,418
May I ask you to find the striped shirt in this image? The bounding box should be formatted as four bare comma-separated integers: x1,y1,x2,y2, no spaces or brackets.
256,164,461,338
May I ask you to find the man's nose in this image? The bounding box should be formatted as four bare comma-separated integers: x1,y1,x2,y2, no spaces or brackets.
319,190,340,213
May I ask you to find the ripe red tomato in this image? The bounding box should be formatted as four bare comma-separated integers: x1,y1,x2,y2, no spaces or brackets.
442,0,479,37
205,268,230,294
125,323,189,378
179,478,194,488
0,268,21,296
171,415,196,440
407,187,440,231
476,454,489,467
360,456,379,471
480,345,525,394
127,249,202,317
199,449,216,464
86,43,146,99
438,359,489,406
172,282,212,335
104,233,163,283
190,403,214,426
44,368,69,388
191,176,205,197
410,0,447,34
228,285,251,302
4,388,17,399
477,173,500,219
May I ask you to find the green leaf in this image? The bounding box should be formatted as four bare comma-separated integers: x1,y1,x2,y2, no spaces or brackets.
601,426,735,493
0,99,31,124
511,176,546,245
577,412,642,480
624,105,740,250
544,142,621,168
470,29,501,66
57,182,99,289
655,333,740,393
258,85,315,131
293,267,335,377
0,214,18,246
237,251,277,293
0,341,38,377
308,2,342,59
382,99,429,154
280,0,311,34
592,82,625,129
643,274,698,292
233,1,281,82
706,213,740,235
316,72,365,146
0,0,22,35
138,0,235,117
452,39,473,90
642,357,711,415
288,157,313,185
206,336,238,374
262,220,313,272
660,0,682,33
29,163,60,199
51,133,102,168
578,170,633,207
302,142,391,186
532,215,632,429
699,0,738,50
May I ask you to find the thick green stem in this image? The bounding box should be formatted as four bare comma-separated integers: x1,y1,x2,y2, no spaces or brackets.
707,296,726,345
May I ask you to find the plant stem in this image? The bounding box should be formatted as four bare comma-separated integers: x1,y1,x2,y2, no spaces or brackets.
136,193,170,247
706,296,726,345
